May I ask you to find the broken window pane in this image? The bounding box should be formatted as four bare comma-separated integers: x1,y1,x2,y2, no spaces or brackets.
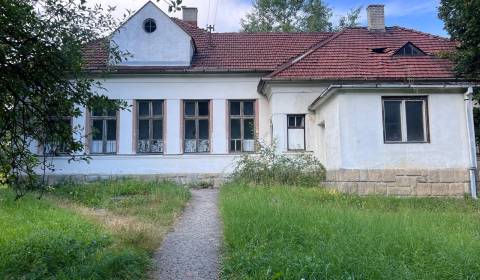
406,101,425,141
384,101,402,142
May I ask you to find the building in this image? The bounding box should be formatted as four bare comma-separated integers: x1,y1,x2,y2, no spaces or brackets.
45,2,478,197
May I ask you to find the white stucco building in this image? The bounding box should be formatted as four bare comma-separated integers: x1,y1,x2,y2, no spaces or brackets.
44,2,478,196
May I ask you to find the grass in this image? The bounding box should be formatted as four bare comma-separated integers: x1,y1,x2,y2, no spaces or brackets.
0,179,190,279
220,183,480,280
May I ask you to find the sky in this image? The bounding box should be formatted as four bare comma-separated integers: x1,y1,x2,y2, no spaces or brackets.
90,0,448,37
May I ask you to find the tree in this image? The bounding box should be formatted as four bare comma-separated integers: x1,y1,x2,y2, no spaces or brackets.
438,0,480,146
240,0,361,32
0,0,127,199
438,0,480,79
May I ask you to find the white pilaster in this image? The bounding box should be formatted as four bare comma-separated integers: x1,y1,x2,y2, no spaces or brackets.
165,99,181,154
212,99,227,154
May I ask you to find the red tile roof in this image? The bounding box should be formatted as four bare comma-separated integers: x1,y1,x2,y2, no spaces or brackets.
266,27,457,81
82,19,458,81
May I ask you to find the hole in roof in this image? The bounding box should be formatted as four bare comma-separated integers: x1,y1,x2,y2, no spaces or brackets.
372,47,387,54
394,42,425,56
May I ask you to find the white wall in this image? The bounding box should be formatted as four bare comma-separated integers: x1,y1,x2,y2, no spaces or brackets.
111,2,193,66
45,74,270,175
324,91,470,170
267,84,328,152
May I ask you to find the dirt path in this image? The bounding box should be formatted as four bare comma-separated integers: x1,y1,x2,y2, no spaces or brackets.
153,188,222,280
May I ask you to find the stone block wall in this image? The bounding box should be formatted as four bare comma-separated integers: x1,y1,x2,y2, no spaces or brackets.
324,169,472,197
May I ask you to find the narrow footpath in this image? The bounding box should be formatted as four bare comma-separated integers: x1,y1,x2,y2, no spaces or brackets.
153,188,222,280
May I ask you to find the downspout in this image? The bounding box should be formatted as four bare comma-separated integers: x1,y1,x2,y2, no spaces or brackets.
465,87,478,199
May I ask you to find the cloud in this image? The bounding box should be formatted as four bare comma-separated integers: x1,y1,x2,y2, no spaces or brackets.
88,0,253,32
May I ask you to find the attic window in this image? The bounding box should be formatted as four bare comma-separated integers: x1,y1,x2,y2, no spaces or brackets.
144,18,156,33
372,47,387,54
394,42,425,56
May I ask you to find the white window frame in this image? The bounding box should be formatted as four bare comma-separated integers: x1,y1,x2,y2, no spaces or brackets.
90,109,117,154
382,96,429,143
287,114,306,151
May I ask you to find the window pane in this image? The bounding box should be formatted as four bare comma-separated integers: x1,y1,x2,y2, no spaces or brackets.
384,101,402,141
153,119,163,140
288,116,296,127
198,119,209,139
198,101,209,116
139,119,149,140
139,101,149,116
230,140,241,152
92,107,104,117
230,101,240,115
296,116,305,128
406,101,425,141
244,118,254,139
230,119,241,139
152,100,163,116
106,120,116,141
184,101,195,116
106,108,116,117
92,120,103,141
243,101,254,116
185,120,196,139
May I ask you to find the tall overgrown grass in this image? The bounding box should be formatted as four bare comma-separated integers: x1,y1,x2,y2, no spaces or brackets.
220,184,480,280
232,142,326,186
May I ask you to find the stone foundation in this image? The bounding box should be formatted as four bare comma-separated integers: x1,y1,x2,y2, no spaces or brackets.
45,173,227,188
325,169,472,197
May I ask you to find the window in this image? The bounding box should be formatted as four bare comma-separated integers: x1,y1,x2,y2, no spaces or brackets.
137,100,164,153
287,115,305,150
229,100,256,152
382,97,429,143
394,42,425,56
143,18,156,33
44,117,72,156
184,100,210,153
90,107,117,154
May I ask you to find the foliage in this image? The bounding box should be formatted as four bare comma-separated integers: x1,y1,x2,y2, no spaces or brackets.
232,142,326,186
0,179,190,278
52,179,191,226
0,0,128,198
0,190,149,279
438,0,480,79
220,184,480,279
240,0,361,32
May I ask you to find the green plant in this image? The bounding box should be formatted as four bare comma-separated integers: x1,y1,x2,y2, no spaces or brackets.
232,142,326,187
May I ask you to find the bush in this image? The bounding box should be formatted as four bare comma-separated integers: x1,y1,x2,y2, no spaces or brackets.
232,142,326,186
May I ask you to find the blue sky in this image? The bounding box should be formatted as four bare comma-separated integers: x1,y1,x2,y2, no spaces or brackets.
92,0,448,37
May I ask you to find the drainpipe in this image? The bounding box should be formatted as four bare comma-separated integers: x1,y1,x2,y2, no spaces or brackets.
465,87,478,199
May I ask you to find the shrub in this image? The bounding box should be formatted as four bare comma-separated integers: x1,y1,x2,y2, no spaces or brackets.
232,142,326,186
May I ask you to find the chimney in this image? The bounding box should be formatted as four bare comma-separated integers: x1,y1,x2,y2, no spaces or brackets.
367,4,385,32
182,6,198,27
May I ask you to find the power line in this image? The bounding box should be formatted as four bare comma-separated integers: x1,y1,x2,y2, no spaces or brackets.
206,0,212,26
213,0,220,27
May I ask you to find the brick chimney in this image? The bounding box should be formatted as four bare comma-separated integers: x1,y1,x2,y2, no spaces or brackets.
182,6,198,27
367,4,385,32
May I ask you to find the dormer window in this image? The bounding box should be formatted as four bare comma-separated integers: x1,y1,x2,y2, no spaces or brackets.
143,18,157,33
394,42,425,56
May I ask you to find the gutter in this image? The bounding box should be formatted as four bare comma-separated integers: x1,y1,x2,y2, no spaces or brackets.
464,87,478,199
308,83,478,110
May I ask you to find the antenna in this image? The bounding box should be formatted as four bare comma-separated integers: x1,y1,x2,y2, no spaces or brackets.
206,24,215,32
